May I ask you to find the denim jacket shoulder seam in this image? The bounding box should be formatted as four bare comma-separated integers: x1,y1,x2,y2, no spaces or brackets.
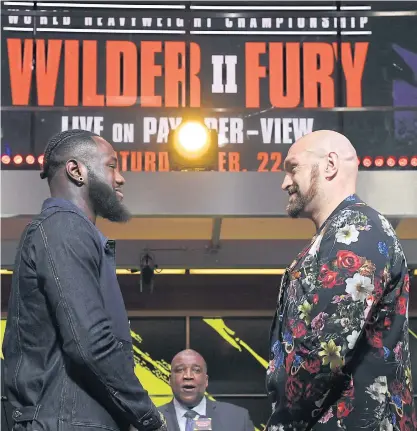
34,209,102,247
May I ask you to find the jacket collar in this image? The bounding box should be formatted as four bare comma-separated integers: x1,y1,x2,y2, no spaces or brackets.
161,401,180,431
173,396,207,417
317,194,365,234
41,197,109,247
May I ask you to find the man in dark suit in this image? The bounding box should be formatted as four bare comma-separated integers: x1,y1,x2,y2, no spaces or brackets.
159,349,255,431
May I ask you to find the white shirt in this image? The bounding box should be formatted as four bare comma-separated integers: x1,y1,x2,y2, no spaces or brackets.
173,396,207,431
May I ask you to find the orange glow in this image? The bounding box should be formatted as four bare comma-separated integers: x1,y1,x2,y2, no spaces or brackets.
13,155,23,164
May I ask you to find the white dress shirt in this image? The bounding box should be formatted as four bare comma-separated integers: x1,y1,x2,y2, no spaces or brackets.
173,396,207,431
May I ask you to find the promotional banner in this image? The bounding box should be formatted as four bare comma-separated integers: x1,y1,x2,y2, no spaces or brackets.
1,1,417,171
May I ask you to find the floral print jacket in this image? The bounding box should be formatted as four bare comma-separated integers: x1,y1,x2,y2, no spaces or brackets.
266,195,416,431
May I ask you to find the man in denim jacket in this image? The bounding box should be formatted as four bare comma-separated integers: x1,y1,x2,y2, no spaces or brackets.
3,130,167,431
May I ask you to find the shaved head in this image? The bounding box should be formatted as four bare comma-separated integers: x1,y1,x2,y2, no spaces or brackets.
170,349,208,407
171,349,207,371
282,130,358,227
287,130,358,171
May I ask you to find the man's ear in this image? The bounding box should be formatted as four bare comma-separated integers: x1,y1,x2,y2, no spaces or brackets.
324,152,339,180
65,159,87,186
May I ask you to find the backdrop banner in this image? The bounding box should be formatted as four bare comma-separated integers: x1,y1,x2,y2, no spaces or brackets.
2,1,417,172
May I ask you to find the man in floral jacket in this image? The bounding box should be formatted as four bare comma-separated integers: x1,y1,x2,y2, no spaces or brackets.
266,130,416,431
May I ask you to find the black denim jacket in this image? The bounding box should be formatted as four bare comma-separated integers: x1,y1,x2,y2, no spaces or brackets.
3,198,162,431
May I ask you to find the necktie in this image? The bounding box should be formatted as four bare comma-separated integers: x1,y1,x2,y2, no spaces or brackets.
184,409,198,431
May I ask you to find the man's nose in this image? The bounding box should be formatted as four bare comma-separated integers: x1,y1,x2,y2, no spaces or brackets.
115,170,125,186
281,174,292,191
183,369,194,379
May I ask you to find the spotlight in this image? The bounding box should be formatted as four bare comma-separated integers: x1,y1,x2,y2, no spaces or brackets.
26,155,35,165
398,157,408,167
1,155,10,164
362,156,372,168
140,253,157,293
386,156,397,167
13,155,23,165
167,120,219,171
374,156,384,167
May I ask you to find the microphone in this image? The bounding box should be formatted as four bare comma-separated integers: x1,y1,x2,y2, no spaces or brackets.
192,417,212,430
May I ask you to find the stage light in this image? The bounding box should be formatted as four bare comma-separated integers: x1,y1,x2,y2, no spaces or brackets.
0,267,290,276
1,155,11,164
398,157,408,167
26,155,35,165
411,156,417,167
168,120,218,171
115,269,186,275
189,269,286,275
386,156,397,167
177,122,208,155
13,155,23,165
1,154,45,166
374,156,384,167
362,156,372,168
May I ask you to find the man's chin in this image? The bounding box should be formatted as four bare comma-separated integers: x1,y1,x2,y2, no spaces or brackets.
287,204,303,218
178,394,204,408
179,398,198,408
104,210,131,223
98,203,131,223
89,184,131,222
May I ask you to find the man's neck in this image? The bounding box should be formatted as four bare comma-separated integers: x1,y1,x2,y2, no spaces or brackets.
50,190,97,224
174,396,206,412
311,191,355,230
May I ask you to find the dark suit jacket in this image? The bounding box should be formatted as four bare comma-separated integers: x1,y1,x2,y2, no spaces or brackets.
158,398,255,431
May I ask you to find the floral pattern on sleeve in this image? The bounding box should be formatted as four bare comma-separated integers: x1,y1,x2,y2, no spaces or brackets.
265,195,416,431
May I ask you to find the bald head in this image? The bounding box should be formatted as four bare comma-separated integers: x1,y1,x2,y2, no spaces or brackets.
289,130,358,173
282,130,358,227
170,349,208,407
171,349,207,371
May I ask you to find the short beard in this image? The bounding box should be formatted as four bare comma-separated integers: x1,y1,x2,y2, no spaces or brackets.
87,170,131,222
287,164,320,218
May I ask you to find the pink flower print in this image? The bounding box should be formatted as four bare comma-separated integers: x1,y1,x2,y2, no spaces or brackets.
311,312,328,333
